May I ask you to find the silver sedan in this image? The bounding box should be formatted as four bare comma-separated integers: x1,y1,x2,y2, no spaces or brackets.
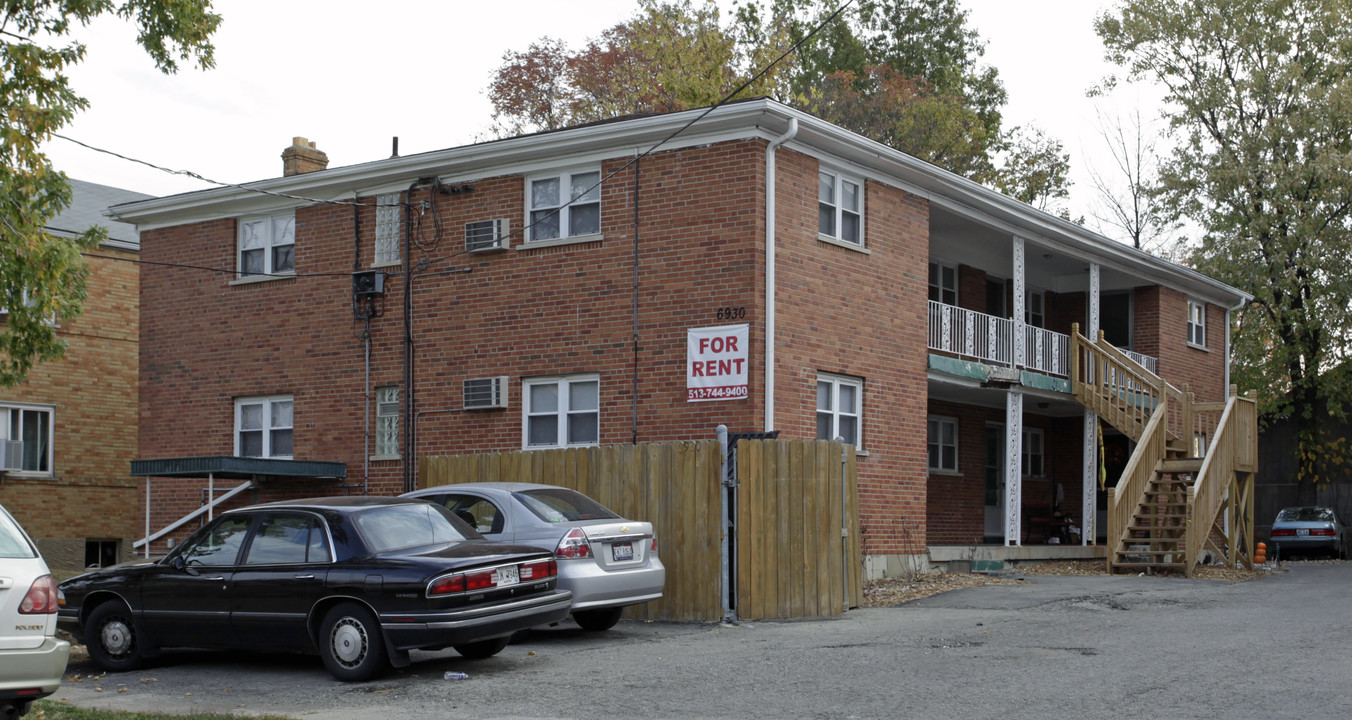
1271,506,1348,559
402,483,665,631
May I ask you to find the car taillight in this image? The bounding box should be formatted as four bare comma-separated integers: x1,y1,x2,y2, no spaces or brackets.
1272,529,1296,537
651,535,658,553
20,575,58,615
428,574,466,596
520,558,556,580
555,527,592,559
1310,528,1336,536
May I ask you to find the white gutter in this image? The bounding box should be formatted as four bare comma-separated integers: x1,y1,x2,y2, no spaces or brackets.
764,118,798,432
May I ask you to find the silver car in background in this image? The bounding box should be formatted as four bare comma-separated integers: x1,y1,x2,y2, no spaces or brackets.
0,504,69,718
403,483,664,631
1270,506,1348,559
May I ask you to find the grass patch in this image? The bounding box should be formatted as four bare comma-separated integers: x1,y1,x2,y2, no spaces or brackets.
32,700,293,720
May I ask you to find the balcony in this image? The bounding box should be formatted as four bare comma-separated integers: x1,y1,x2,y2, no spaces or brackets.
927,300,1157,381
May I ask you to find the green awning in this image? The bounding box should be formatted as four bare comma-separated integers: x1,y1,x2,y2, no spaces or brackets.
131,456,346,480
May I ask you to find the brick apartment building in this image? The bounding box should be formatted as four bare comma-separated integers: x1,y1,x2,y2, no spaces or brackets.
111,100,1246,576
0,179,149,571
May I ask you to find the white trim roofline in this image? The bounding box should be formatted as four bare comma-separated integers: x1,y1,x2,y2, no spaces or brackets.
110,98,1247,306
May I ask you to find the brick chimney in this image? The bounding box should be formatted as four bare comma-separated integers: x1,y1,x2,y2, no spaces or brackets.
282,136,329,176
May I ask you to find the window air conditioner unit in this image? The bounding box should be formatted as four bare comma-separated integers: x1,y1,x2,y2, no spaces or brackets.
0,440,23,471
463,377,509,410
465,219,509,253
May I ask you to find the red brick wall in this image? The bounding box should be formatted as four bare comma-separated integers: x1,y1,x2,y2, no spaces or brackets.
1147,287,1227,402
1047,291,1085,337
138,140,940,559
139,141,773,545
773,151,931,556
957,264,986,313
924,400,1088,546
0,247,140,569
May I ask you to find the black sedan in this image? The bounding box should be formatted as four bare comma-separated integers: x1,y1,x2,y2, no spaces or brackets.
57,496,573,681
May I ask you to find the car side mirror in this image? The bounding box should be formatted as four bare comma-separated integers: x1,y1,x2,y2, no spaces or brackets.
170,555,199,576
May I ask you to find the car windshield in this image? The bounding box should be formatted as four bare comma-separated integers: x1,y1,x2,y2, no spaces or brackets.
1276,507,1336,523
354,503,470,552
514,488,620,523
0,511,35,559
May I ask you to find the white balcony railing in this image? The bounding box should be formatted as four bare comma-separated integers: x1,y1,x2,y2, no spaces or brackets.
1024,324,1070,377
928,300,1155,382
928,300,1014,368
1123,349,1159,376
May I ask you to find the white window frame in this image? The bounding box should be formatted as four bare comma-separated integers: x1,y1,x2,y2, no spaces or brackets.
1022,427,1045,477
816,373,863,448
373,193,401,267
235,394,294,459
0,403,53,475
1187,299,1206,348
1026,290,1046,328
522,374,600,449
374,385,400,458
928,415,958,473
237,212,296,278
929,262,957,305
818,170,864,246
525,168,602,244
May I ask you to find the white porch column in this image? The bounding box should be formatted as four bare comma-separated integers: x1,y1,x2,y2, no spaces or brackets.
1012,237,1026,368
1082,263,1101,545
1005,389,1024,546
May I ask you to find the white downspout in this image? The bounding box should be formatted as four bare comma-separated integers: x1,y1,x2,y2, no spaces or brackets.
764,118,798,432
1224,299,1244,392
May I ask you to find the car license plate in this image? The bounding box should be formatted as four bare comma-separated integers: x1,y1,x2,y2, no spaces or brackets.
495,566,520,586
1297,529,1310,536
612,542,634,561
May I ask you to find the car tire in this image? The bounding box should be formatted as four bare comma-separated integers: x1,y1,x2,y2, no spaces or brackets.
452,635,511,659
573,607,624,632
86,601,145,673
319,602,388,682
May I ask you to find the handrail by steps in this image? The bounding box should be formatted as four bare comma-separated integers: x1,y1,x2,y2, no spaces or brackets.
133,480,255,550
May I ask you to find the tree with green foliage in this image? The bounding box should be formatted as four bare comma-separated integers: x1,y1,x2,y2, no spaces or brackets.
488,0,1068,208
1097,0,1352,492
0,0,220,387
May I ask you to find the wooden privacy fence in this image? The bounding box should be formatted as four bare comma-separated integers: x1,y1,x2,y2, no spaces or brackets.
735,439,863,620
418,438,862,623
420,442,723,622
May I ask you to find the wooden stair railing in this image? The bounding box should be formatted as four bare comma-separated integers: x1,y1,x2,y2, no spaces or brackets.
1183,388,1259,576
1071,324,1260,575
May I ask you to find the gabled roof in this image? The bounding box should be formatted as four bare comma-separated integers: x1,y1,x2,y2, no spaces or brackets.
107,99,1248,307
48,178,152,251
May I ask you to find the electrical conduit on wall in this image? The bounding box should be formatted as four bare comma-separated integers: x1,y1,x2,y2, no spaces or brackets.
764,118,797,433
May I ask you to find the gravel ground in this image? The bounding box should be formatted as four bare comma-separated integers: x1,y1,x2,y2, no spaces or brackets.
860,557,1345,608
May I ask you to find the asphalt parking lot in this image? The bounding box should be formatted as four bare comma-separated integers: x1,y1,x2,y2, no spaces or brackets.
51,562,1352,719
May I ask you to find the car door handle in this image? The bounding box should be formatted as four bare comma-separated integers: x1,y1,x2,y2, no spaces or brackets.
203,576,225,581
294,574,316,580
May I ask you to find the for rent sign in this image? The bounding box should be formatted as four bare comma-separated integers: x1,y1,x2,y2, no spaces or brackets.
687,324,749,402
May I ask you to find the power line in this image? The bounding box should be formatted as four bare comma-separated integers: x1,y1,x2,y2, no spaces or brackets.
62,0,855,272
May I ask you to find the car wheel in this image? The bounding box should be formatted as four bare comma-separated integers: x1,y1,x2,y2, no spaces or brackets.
86,601,144,673
319,602,389,682
573,607,624,632
452,635,511,659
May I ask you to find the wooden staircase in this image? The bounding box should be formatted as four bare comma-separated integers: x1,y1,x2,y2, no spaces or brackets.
1114,458,1200,573
1070,325,1259,576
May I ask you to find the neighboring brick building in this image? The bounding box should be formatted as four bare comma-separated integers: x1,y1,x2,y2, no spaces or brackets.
112,103,1246,576
0,179,149,571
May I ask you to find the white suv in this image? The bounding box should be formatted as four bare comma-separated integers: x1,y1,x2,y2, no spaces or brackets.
0,504,69,718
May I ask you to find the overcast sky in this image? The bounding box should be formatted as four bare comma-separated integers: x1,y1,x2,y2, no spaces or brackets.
43,0,1159,239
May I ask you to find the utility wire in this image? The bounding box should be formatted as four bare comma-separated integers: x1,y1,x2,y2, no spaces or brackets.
61,0,855,273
